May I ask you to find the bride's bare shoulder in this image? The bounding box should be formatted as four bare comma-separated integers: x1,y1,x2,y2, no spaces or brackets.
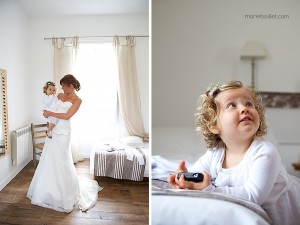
57,93,65,100
74,96,82,105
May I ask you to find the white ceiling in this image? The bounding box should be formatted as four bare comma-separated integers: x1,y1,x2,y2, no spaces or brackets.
15,0,149,17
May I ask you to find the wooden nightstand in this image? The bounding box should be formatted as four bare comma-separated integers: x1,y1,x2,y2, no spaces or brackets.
292,163,300,171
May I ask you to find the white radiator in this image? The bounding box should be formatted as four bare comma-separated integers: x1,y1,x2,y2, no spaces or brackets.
11,125,32,165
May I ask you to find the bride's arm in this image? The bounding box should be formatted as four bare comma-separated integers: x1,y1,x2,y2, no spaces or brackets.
44,98,82,120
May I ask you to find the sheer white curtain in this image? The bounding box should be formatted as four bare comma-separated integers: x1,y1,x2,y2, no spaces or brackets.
113,36,147,140
52,37,82,163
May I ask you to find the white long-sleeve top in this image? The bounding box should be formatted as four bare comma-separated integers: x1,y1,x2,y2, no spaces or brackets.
42,94,58,125
189,137,300,225
42,94,57,111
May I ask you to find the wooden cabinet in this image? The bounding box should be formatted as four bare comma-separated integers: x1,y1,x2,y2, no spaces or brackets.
292,163,300,171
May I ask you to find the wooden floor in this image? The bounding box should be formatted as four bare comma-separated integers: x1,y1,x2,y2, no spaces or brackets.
0,160,149,225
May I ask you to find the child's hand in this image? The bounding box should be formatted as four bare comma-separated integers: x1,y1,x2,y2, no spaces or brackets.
176,171,211,190
167,160,188,189
43,110,51,118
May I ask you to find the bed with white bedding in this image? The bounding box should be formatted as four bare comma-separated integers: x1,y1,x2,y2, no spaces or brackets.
152,156,272,225
152,182,272,225
151,127,274,225
90,137,149,181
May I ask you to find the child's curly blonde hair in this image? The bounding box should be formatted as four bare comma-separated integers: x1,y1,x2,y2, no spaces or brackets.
43,81,56,94
195,80,267,149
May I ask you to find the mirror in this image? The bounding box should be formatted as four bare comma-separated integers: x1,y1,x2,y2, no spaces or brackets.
0,69,8,157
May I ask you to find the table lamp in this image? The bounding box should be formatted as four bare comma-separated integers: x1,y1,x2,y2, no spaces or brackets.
240,41,266,90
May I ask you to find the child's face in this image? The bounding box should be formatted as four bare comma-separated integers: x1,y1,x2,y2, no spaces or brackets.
46,85,56,95
214,88,260,145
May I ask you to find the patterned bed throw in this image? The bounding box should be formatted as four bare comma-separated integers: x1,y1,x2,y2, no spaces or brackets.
94,147,146,181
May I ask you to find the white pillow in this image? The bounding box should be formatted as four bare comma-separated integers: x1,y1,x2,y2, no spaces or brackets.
120,136,144,147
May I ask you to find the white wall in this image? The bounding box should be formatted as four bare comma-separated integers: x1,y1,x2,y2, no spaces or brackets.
152,0,300,176
0,1,149,190
0,0,32,190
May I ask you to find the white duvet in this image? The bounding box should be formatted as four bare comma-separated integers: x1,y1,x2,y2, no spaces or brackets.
152,183,272,225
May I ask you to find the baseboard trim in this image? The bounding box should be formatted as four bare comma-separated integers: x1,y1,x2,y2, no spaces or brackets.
0,157,31,191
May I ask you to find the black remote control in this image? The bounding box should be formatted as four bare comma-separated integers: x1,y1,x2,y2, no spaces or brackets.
177,172,204,182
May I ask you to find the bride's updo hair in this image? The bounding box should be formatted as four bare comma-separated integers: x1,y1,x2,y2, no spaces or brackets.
60,74,81,91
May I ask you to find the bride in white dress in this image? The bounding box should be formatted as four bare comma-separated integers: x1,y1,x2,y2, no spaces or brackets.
27,74,102,213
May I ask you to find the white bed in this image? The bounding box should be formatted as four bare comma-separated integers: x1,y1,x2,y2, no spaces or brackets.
152,185,272,225
90,139,149,180
152,157,272,225
151,127,275,225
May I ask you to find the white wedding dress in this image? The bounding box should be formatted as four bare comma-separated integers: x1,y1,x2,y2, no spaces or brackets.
27,100,102,213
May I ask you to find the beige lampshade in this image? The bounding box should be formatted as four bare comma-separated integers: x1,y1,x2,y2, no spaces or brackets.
240,41,266,59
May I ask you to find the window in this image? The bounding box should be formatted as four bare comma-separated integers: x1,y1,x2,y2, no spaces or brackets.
73,42,118,145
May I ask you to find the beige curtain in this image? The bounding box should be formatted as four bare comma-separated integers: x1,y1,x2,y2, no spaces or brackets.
52,37,79,88
52,37,82,163
113,36,147,140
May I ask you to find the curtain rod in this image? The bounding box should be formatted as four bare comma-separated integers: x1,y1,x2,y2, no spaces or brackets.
44,35,149,40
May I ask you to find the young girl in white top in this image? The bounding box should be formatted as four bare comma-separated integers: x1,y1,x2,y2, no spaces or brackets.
167,80,300,225
42,81,58,138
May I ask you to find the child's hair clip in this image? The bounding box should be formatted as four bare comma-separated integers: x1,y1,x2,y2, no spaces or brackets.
46,81,55,86
206,82,221,98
